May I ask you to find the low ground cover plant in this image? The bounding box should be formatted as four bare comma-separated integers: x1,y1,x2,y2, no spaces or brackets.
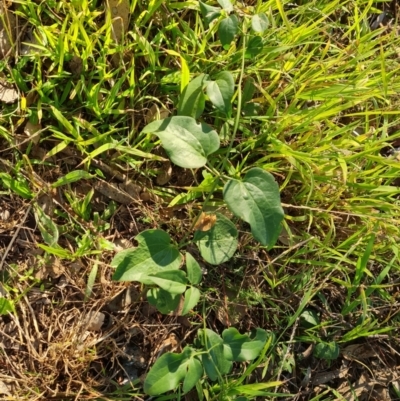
0,0,399,400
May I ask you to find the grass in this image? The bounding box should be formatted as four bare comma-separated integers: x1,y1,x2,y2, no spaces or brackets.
1,0,400,400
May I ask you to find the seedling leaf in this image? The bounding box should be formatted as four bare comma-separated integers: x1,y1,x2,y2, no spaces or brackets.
52,170,93,188
183,356,203,393
313,342,339,360
186,252,203,285
181,287,201,315
142,116,220,168
223,328,268,362
144,348,191,395
178,74,209,118
0,173,33,199
147,270,187,295
223,168,284,247
217,0,233,12
0,298,15,315
194,212,238,265
200,328,232,381
251,13,269,33
246,36,263,58
206,71,234,116
147,287,181,314
199,1,221,26
218,15,239,48
111,229,182,283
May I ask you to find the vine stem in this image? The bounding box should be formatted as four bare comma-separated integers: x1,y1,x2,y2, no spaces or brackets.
178,27,247,249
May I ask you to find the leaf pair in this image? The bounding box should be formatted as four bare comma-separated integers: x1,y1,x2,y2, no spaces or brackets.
144,327,271,396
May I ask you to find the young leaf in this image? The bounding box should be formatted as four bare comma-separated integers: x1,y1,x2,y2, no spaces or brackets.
142,116,220,168
84,263,98,302
245,36,263,58
223,168,284,247
51,170,93,188
313,342,339,360
222,327,268,362
199,1,221,26
0,298,15,315
0,173,33,199
144,348,191,395
194,213,238,265
181,287,201,315
206,71,235,116
199,328,232,381
34,205,59,247
147,270,188,295
218,15,239,48
178,74,209,119
147,287,181,314
217,0,233,12
183,356,203,393
242,76,255,104
251,13,270,33
111,229,182,282
186,253,202,285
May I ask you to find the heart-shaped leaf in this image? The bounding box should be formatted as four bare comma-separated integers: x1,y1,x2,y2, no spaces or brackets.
147,287,181,314
206,71,235,116
199,1,221,26
147,270,187,294
313,342,339,360
194,213,238,265
142,116,220,168
218,15,239,48
223,168,284,247
222,327,268,362
111,229,182,283
199,328,232,381
181,287,201,315
217,0,233,12
144,347,193,395
178,74,209,118
251,13,269,33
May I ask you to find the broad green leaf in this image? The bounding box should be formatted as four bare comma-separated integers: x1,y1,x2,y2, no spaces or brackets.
144,347,192,395
242,77,255,103
199,328,232,381
300,310,320,328
223,168,284,247
111,229,182,283
206,71,235,116
147,287,181,314
0,298,15,314
217,0,233,12
0,173,33,199
194,213,238,265
178,74,209,118
199,1,221,26
183,356,203,393
313,342,339,360
218,15,239,48
222,328,268,362
251,13,270,33
245,36,263,58
52,170,93,188
181,287,201,315
142,116,220,168
186,253,202,285
147,270,187,295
